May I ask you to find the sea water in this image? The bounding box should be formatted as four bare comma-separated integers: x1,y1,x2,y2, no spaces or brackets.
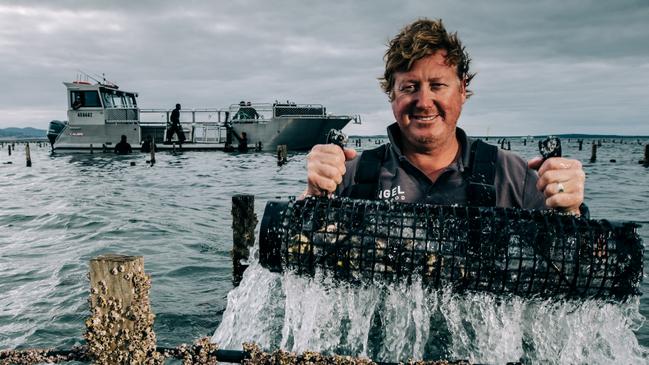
1,138,648,364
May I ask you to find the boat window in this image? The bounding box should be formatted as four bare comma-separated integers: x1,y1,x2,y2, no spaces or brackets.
70,91,102,109
102,92,114,108
126,94,137,107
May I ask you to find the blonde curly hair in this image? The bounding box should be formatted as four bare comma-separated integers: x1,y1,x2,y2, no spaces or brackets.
379,18,475,100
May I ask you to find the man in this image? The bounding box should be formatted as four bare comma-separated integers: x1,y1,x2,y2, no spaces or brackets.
114,134,132,154
140,135,156,153
238,132,248,152
166,103,186,145
304,19,585,215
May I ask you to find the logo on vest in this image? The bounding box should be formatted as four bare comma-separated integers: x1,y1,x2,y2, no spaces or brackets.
378,186,406,201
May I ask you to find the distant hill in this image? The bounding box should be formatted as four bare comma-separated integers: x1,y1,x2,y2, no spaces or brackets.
0,127,47,138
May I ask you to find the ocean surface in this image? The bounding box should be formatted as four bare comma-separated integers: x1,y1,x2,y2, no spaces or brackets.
1,137,648,364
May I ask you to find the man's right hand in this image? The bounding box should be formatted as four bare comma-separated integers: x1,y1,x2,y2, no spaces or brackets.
303,144,358,197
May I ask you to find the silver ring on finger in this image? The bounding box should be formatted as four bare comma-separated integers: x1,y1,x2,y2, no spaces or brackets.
556,182,565,194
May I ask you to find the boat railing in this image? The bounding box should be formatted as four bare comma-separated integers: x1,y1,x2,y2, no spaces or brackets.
105,108,138,123
272,103,326,118
140,108,228,125
228,103,273,122
140,109,230,144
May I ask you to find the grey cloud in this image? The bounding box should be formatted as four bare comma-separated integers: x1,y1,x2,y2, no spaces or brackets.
0,0,647,136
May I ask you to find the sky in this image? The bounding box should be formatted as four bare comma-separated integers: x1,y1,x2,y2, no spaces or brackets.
0,0,648,136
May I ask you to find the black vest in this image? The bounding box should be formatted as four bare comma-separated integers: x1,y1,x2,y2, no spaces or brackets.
348,140,498,207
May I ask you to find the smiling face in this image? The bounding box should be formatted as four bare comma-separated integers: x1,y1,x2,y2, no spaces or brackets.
391,50,466,153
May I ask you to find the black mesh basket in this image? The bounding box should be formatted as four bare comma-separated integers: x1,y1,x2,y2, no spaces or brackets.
259,197,643,299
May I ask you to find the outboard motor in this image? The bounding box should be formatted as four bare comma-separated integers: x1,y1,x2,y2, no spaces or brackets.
47,120,67,150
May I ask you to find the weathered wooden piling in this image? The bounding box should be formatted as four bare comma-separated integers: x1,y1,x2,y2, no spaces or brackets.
578,139,583,151
25,143,31,167
90,144,93,154
507,141,511,150
231,195,257,285
590,142,597,163
643,144,649,167
87,254,162,365
150,141,156,164
102,144,107,153
8,144,11,156
277,145,288,166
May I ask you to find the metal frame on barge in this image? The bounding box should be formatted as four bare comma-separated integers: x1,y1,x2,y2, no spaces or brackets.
49,79,359,152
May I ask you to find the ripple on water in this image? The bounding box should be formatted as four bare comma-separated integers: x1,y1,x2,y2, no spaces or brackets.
1,143,649,358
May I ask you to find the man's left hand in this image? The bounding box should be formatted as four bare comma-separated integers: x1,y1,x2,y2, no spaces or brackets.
528,157,585,215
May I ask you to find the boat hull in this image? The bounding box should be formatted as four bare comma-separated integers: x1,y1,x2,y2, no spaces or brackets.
52,122,141,150
52,116,352,152
232,116,351,151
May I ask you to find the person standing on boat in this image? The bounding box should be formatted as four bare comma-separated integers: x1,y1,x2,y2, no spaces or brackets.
114,135,132,154
302,18,587,216
235,101,260,120
166,103,186,145
245,101,260,119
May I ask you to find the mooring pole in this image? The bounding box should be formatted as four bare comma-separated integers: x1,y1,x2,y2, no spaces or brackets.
87,254,162,364
231,195,257,285
590,142,597,163
277,145,287,166
578,139,583,151
150,141,156,164
90,144,93,154
644,144,649,167
25,143,31,167
8,144,11,156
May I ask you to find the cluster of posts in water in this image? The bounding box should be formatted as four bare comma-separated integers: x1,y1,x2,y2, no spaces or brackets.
2,138,649,169
489,137,649,165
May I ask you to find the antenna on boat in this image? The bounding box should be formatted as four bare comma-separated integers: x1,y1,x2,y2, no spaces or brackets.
76,70,101,84
91,71,119,89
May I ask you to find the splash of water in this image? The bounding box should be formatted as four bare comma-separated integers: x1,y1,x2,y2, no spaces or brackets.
212,262,648,364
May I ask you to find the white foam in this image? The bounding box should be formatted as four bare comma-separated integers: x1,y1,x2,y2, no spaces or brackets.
212,267,648,363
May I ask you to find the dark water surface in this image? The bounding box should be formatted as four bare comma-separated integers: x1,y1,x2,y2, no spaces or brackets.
1,138,648,359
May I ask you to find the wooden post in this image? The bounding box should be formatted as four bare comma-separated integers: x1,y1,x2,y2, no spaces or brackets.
277,145,287,166
87,254,162,364
102,144,107,153
590,142,597,163
232,195,257,285
644,144,649,167
25,143,31,167
578,139,583,151
8,144,11,156
150,141,156,164
90,144,94,154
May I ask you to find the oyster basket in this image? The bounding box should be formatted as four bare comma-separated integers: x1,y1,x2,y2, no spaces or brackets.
259,197,643,299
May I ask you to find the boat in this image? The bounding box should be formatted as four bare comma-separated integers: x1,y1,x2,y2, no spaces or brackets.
49,78,359,152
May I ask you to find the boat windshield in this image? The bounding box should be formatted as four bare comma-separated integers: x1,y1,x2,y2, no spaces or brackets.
100,88,137,108
70,90,102,109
